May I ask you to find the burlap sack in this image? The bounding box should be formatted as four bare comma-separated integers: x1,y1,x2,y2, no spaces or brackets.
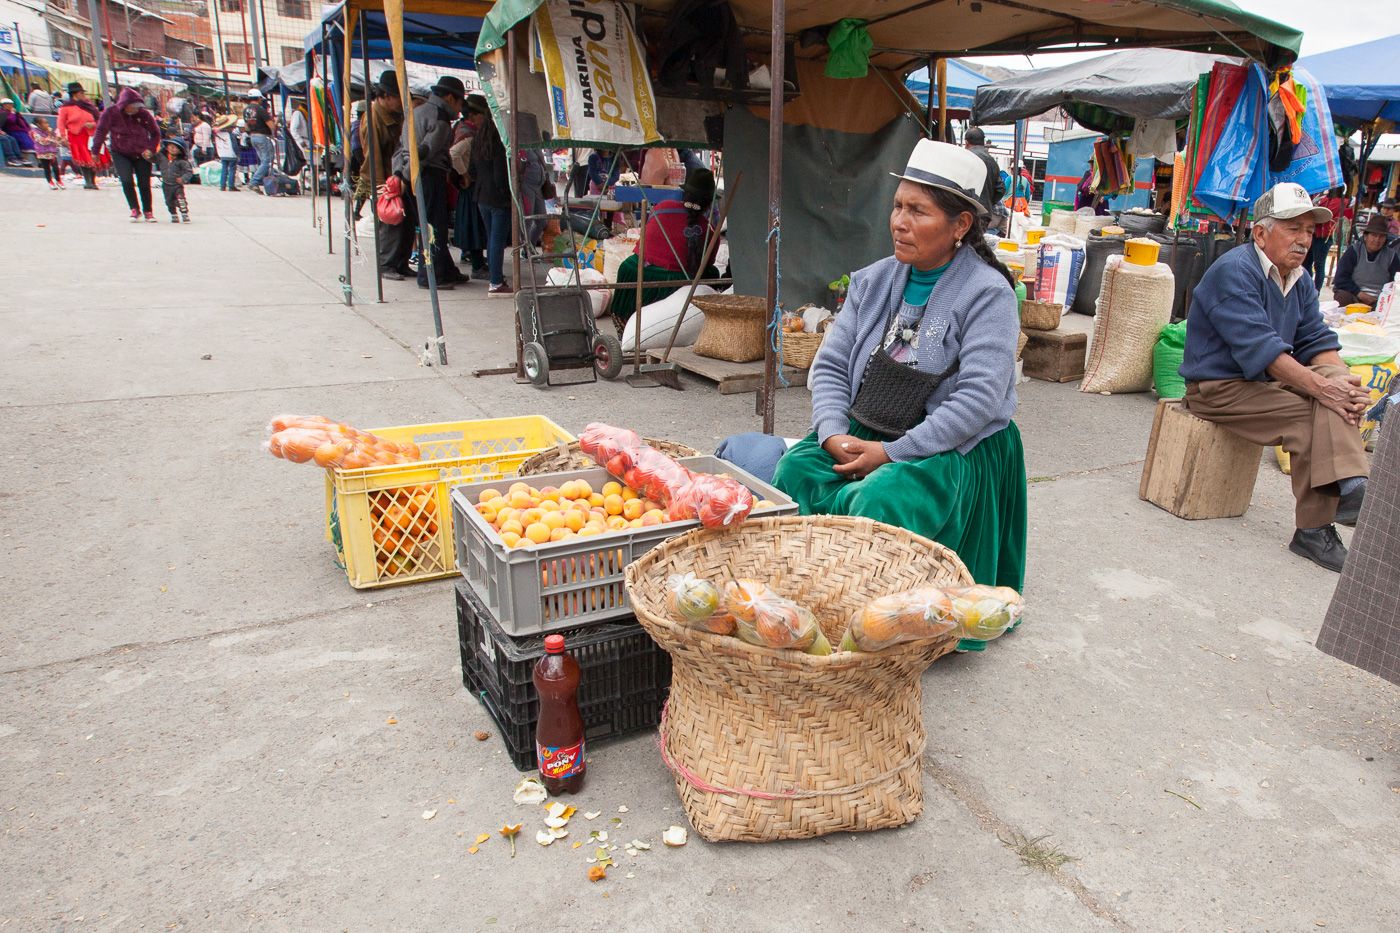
1079,255,1175,393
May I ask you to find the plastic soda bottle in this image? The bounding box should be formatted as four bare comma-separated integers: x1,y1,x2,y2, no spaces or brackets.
533,634,585,793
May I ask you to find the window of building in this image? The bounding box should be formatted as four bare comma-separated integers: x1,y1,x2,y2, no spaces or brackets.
219,0,243,12
194,47,213,65
281,46,302,66
225,42,249,65
277,0,310,18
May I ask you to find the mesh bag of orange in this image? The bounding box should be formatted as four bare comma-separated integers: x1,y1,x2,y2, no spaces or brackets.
578,422,753,528
264,414,422,470
664,575,831,655
840,585,1023,651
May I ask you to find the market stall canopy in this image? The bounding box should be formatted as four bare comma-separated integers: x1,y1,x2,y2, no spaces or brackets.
479,0,1302,68
904,60,990,111
308,0,487,69
1297,34,1400,125
972,48,1234,134
0,50,48,78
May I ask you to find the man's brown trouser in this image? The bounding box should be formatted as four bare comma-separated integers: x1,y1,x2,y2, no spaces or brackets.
1185,365,1370,528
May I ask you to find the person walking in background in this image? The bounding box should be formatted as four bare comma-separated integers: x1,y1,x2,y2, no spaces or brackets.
159,138,193,223
471,108,512,296
1304,187,1349,292
190,113,214,165
241,89,277,192
235,119,257,187
364,70,409,280
213,114,239,190
393,75,469,291
92,87,162,222
57,83,99,189
27,83,55,115
451,94,489,277
31,117,63,189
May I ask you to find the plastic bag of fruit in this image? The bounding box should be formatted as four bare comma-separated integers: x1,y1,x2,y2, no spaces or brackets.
264,415,421,470
723,579,831,655
579,422,753,528
664,573,735,635
839,584,1022,651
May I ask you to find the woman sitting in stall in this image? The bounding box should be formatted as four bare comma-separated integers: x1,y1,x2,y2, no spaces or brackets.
724,140,1026,635
609,167,721,324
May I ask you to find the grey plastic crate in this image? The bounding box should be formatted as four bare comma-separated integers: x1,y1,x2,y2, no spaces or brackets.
449,456,796,636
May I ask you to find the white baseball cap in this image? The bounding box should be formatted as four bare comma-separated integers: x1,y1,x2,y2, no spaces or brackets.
891,139,989,214
1253,182,1333,225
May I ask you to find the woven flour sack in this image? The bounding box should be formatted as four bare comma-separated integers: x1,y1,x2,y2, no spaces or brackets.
546,266,609,317
619,285,715,352
1080,255,1175,393
1035,235,1085,307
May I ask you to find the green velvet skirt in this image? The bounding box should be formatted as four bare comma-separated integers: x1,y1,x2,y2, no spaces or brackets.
772,420,1028,651
609,253,718,323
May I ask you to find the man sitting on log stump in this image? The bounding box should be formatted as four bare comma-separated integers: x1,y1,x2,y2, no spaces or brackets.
1181,182,1371,572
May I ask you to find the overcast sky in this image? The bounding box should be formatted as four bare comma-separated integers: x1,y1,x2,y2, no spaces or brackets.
963,0,1374,69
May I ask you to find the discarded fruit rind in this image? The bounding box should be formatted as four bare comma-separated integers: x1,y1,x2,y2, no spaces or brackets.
513,777,548,806
662,826,688,847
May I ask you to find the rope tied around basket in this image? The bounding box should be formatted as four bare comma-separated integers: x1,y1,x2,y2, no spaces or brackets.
656,700,924,800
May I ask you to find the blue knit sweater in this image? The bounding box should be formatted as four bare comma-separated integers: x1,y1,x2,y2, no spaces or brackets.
1181,243,1340,383
809,246,1019,461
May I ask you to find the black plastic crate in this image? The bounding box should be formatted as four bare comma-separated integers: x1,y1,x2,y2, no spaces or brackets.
455,580,671,771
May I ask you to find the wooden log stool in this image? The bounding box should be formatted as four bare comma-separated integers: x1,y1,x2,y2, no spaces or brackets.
1140,399,1263,519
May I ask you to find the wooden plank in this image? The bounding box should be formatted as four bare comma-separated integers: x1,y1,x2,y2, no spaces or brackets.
645,346,808,395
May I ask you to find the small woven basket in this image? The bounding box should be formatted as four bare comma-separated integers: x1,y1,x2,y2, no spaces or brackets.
692,295,769,363
781,329,826,369
1021,299,1063,331
1016,330,1029,361
518,437,700,476
624,515,972,843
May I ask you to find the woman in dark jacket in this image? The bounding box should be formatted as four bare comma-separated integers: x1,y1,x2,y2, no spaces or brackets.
92,87,162,221
471,114,512,295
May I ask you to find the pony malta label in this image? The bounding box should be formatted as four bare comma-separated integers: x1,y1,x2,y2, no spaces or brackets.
537,740,585,779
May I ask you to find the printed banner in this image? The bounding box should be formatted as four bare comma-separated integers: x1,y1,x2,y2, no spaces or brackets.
530,0,661,146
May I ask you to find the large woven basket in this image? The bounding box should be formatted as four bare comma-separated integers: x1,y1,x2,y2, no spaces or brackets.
624,515,972,843
518,437,700,476
691,295,768,363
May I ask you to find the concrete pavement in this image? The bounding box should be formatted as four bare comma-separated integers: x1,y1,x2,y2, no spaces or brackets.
1,174,1396,932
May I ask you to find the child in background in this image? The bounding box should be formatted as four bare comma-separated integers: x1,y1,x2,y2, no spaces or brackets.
31,117,63,189
213,113,238,191
160,138,193,223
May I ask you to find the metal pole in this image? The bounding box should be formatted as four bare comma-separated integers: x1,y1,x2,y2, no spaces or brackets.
320,27,333,254
309,48,319,230
210,8,230,102
759,0,785,433
923,55,934,138
508,23,525,381
361,26,383,302
14,22,32,97
86,0,111,107
248,0,265,72
631,200,648,375
340,16,354,306
936,58,948,144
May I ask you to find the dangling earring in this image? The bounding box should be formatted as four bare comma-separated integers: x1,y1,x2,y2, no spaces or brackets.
955,238,963,249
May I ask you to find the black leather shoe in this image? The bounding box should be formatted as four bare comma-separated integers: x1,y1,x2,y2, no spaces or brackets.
381,269,404,281
1334,484,1365,527
1289,526,1348,573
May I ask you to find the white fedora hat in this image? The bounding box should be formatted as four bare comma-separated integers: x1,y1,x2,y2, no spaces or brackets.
891,139,988,214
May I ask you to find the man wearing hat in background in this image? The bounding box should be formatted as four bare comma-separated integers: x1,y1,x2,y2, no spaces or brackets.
393,75,469,290
365,71,410,279
1182,182,1372,572
1332,213,1400,307
1380,198,1400,237
241,88,277,192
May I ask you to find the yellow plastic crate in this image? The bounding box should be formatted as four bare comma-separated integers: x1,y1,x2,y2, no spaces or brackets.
324,417,574,589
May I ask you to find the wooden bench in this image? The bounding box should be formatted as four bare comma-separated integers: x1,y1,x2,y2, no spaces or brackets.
1140,399,1263,519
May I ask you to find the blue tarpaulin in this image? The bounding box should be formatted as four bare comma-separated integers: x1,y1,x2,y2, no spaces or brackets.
1297,34,1400,125
904,60,990,111
0,50,48,78
305,5,481,70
